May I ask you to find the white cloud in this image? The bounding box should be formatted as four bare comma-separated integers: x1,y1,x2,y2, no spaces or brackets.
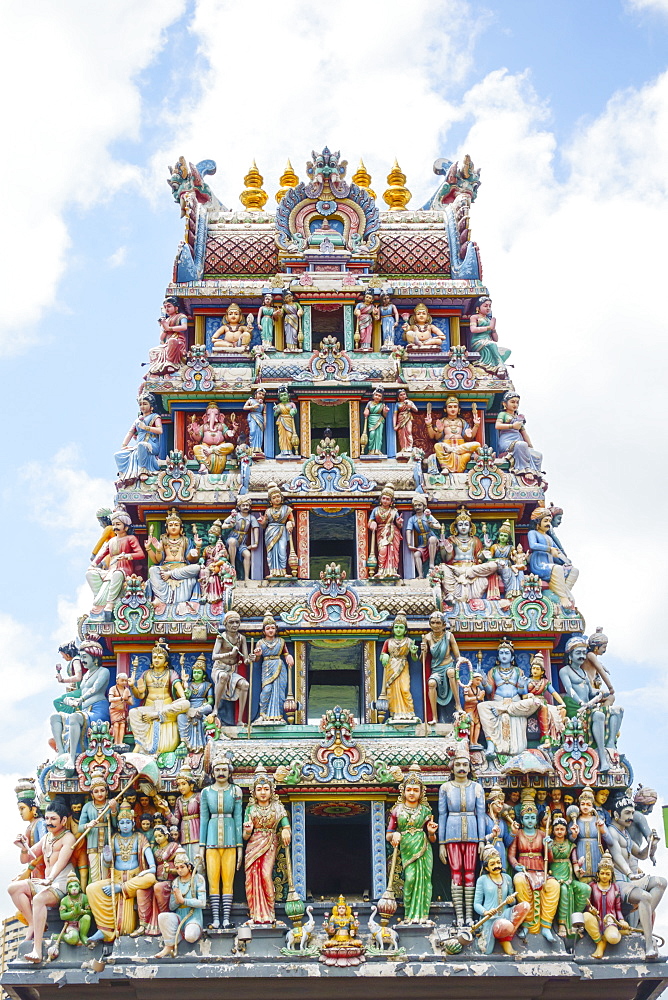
627,0,668,13
0,0,186,355
107,245,128,268
149,0,486,211
19,445,115,550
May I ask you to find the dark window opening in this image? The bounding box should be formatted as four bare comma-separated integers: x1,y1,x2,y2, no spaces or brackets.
307,641,362,724
306,812,372,900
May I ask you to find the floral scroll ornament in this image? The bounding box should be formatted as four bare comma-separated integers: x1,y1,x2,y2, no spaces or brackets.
182,344,215,392
156,450,195,502
466,445,506,500
280,563,388,626
302,706,374,783
114,574,154,634
553,716,599,786
510,574,554,630
442,345,476,390
75,721,123,792
287,437,376,494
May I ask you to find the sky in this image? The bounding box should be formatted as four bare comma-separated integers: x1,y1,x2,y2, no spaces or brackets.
1,0,668,921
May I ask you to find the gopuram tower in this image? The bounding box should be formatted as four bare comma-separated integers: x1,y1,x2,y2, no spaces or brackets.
4,148,667,1000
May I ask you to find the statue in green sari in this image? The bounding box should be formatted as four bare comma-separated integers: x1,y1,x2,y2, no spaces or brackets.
362,387,388,456
386,764,437,924
547,814,591,938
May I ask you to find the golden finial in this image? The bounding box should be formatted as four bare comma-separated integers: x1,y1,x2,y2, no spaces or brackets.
383,159,411,210
352,159,376,199
240,160,268,212
275,159,299,203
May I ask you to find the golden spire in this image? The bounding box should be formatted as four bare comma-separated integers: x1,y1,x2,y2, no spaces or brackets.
352,159,376,199
240,160,268,212
275,159,299,203
383,159,411,210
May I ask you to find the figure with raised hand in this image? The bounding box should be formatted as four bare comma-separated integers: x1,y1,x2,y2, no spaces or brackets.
508,800,559,942
243,766,291,924
50,641,110,770
243,387,267,454
482,789,515,872
115,393,163,486
146,508,202,615
77,775,118,885
212,612,250,725
474,846,530,955
199,755,242,930
147,296,188,375
468,296,510,371
425,396,480,473
438,745,486,927
86,508,144,618
255,613,292,724
380,613,418,721
86,805,157,941
477,638,540,758
128,639,191,756
386,764,437,923
439,506,499,603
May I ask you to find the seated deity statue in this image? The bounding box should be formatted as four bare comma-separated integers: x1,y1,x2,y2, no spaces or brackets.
477,639,541,758
128,640,191,756
403,303,446,350
211,303,254,354
438,506,498,603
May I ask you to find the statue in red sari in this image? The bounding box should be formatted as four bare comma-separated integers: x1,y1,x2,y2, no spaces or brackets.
243,767,291,924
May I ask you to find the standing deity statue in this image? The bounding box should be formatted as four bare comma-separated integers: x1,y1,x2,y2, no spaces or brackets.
474,846,531,955
495,392,543,477
190,403,237,474
604,795,666,961
221,497,260,581
568,788,606,882
547,814,591,938
558,635,623,772
115,393,163,486
386,765,437,923
274,386,300,457
86,508,144,618
211,612,250,725
50,640,110,769
167,765,200,864
439,506,498,603
86,806,157,941
380,613,419,721
468,296,510,371
281,290,303,352
508,801,559,941
8,798,76,964
354,290,379,351
425,396,481,473
128,639,191,756
146,509,203,615
405,495,442,577
393,388,418,455
527,505,578,610
243,767,291,924
438,745,486,927
477,638,541,758
198,521,235,606
14,778,46,872
108,672,132,746
199,756,243,930
243,386,267,454
256,293,280,351
361,387,388,456
211,303,254,354
379,292,399,350
481,789,515,872
368,485,403,579
403,303,446,350
254,613,293,724
525,652,566,746
421,611,461,723
260,484,295,578
77,776,118,885
483,520,525,597
148,823,180,934
147,296,188,376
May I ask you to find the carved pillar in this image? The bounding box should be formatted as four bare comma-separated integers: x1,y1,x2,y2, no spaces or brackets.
386,403,397,458
275,312,284,352
265,402,275,458
371,800,387,898
296,509,309,580
300,399,311,458
350,400,361,458
355,509,368,579
194,314,206,345
450,315,460,347
294,641,307,724
364,640,376,722
343,304,354,351
173,411,185,453
302,305,312,352
290,800,306,899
